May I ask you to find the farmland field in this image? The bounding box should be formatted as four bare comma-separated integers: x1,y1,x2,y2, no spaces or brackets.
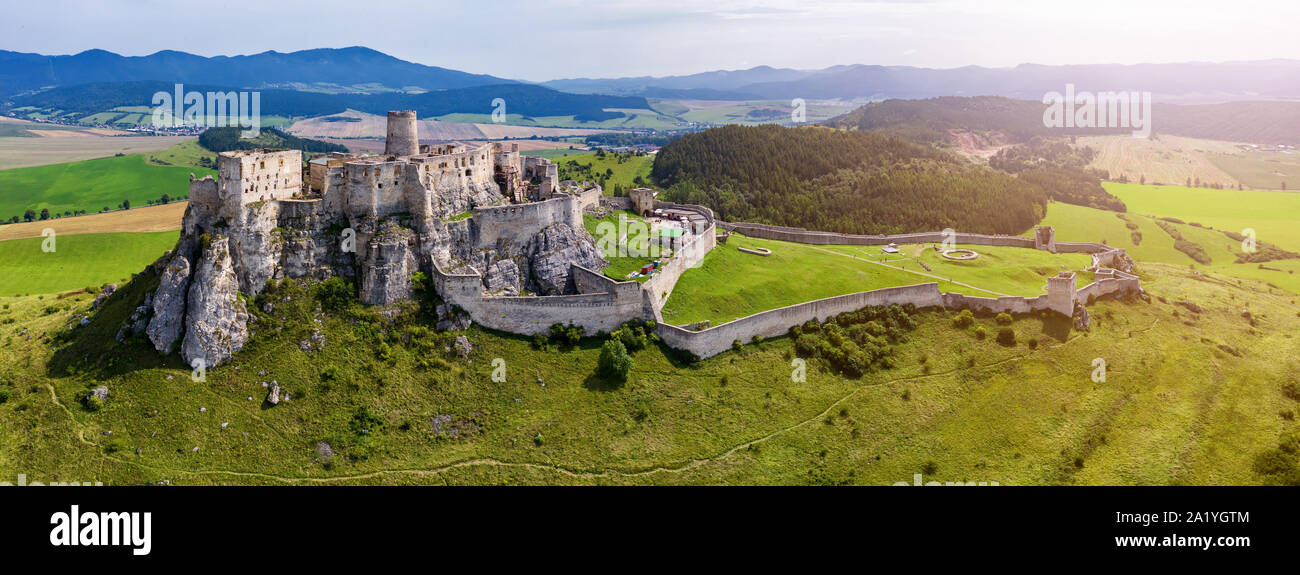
0,153,213,222
0,134,190,170
0,202,186,241
0,231,178,295
1078,135,1240,187
1204,149,1300,191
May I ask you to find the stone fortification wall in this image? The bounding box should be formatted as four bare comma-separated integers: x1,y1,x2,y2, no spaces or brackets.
642,220,717,320
414,143,497,191
719,221,1035,248
216,149,302,220
657,284,945,360
431,259,643,335
1077,269,1141,302
470,195,581,248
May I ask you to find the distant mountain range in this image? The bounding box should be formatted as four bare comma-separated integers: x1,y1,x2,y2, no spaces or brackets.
5,81,646,124
0,46,514,97
546,61,1300,103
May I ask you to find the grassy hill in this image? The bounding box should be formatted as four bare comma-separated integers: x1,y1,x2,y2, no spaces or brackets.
0,153,211,222
1,258,1296,485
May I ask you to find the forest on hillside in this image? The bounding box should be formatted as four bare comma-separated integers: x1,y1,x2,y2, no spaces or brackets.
652,124,1047,235
198,127,347,154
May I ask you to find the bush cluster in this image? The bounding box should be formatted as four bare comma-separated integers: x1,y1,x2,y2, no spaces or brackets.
788,304,917,377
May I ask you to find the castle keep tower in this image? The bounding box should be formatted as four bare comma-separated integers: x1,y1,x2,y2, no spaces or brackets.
385,110,419,157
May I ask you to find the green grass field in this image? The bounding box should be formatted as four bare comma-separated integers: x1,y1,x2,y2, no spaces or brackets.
0,231,178,295
827,243,1095,296
552,151,654,195
582,209,659,282
1,258,1295,485
664,235,971,326
0,153,213,221
1104,182,1300,252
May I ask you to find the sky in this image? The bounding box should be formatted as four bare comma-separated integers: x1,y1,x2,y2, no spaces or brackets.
2,0,1297,82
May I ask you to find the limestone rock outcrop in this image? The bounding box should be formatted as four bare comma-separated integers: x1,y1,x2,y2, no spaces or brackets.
525,223,608,295
359,221,416,305
181,236,250,367
147,252,192,353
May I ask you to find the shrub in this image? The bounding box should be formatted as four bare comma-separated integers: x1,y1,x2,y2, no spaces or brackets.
314,276,356,311
531,333,549,350
83,394,103,412
951,309,975,329
349,406,385,436
996,327,1016,346
612,323,648,352
732,339,744,352
1283,381,1300,402
974,325,988,340
0,390,9,403
995,312,1013,325
321,365,341,381
1027,337,1039,350
921,460,938,475
598,340,632,381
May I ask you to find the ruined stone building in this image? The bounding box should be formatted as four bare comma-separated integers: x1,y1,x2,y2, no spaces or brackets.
145,110,607,366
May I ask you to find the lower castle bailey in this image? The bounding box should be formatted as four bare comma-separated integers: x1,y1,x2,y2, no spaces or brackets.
133,110,1142,368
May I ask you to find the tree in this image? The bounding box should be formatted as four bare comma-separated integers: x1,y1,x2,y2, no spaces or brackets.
23,209,35,222
160,193,171,204
122,199,131,210
39,208,49,220
597,340,632,381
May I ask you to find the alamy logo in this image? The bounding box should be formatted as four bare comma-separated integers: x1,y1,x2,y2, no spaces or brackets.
151,83,261,138
1043,84,1151,138
491,98,507,123
49,505,152,556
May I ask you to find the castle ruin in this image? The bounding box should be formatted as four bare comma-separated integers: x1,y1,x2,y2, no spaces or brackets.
132,109,1140,367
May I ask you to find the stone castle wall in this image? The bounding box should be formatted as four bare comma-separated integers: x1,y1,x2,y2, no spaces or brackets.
216,149,302,220
470,195,581,247
642,219,717,320
719,221,1037,249
657,284,946,359
432,260,644,335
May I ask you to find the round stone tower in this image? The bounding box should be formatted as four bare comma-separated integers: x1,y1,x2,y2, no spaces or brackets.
385,110,419,157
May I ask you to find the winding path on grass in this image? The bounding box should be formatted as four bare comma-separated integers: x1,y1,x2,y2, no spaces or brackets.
53,317,1161,484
